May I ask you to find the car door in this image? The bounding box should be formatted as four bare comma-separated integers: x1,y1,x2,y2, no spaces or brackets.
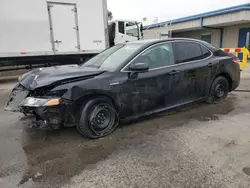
122,42,176,115
171,41,213,104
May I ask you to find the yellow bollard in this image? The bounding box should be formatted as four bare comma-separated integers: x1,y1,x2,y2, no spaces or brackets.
240,48,248,69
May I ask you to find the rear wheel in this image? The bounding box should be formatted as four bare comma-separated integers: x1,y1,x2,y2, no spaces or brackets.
207,76,229,104
77,97,118,139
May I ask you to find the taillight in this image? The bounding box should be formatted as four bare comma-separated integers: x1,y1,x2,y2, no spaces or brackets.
233,57,240,64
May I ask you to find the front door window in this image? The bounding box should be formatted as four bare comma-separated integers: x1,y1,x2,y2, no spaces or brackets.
130,42,175,70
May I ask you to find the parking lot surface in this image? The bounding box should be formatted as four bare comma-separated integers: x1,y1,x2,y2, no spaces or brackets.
1,69,250,188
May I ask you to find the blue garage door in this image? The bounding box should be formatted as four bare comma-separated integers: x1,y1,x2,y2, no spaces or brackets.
238,28,250,60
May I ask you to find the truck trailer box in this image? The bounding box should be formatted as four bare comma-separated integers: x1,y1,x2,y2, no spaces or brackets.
0,0,109,58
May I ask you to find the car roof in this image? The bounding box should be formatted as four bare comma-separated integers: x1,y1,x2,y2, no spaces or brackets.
127,38,219,52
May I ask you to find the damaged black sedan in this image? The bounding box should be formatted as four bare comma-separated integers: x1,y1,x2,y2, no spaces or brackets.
5,38,240,139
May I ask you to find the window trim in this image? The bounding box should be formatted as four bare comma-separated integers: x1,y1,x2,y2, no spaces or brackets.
200,43,212,58
201,32,212,43
201,32,212,36
121,40,213,72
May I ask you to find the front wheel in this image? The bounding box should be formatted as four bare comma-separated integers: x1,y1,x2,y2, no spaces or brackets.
207,76,229,104
77,97,118,139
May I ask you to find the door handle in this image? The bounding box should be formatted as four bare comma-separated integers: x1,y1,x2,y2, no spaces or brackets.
207,63,213,67
169,70,180,75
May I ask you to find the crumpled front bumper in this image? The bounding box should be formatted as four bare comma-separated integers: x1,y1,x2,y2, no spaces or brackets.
21,105,64,129
21,100,76,129
5,84,74,129
5,84,30,112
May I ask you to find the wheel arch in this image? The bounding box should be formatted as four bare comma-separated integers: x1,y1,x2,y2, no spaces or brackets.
75,93,120,112
213,72,233,91
206,72,231,104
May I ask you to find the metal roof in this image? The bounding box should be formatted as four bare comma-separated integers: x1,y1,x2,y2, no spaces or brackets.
144,3,250,29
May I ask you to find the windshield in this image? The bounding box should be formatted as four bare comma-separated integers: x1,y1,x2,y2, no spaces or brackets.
82,44,143,71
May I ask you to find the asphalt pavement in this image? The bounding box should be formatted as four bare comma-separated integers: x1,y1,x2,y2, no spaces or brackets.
1,68,250,188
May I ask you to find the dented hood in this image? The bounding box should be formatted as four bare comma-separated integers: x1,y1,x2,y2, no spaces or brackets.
19,65,104,90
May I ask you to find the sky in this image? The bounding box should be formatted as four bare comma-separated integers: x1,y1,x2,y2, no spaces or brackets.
107,0,249,24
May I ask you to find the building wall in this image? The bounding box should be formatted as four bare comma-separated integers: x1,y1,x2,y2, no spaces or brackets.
144,23,250,48
144,27,173,39
172,29,221,47
144,28,221,47
223,23,250,47
203,11,250,27
143,9,250,49
144,10,250,33
170,20,200,31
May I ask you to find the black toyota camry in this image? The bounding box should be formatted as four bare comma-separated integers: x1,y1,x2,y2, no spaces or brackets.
5,38,241,139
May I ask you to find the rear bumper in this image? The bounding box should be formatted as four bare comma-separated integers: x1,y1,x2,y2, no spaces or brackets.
231,80,240,91
230,69,241,91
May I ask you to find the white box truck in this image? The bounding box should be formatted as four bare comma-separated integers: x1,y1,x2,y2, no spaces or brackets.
0,0,143,71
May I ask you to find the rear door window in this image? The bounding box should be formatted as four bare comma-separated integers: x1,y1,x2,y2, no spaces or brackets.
173,42,204,64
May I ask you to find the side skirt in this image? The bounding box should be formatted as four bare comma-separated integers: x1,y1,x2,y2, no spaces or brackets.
121,97,205,122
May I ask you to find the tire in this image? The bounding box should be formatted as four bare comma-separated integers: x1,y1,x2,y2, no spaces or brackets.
77,97,118,139
207,76,229,104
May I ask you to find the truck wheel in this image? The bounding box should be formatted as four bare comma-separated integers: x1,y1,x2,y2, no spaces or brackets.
77,97,118,139
207,76,229,104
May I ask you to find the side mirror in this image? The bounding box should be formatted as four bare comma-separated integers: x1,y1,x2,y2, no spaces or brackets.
130,62,149,72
